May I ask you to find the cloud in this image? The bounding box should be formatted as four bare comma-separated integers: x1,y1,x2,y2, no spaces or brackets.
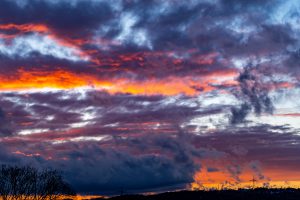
0,119,225,193
0,0,114,35
0,34,88,61
0,0,300,194
52,133,205,194
1,123,299,193
230,66,274,124
248,160,269,181
0,107,12,136
230,103,251,124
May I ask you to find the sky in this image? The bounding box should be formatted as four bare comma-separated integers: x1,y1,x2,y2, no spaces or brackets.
0,0,300,195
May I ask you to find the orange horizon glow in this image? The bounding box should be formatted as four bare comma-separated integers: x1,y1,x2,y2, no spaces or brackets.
190,166,300,190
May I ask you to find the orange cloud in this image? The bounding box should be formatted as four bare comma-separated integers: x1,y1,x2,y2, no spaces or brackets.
0,68,238,96
0,23,50,33
108,77,212,96
0,69,112,91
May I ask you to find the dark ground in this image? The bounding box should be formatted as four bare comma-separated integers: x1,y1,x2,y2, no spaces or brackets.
89,188,300,200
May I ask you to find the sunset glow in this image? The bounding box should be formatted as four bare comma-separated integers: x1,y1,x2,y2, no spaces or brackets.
0,0,300,195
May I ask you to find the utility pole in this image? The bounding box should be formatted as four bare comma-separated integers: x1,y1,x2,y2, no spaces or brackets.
250,176,257,189
120,187,124,196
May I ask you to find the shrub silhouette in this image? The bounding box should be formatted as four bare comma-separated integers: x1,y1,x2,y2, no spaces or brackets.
0,165,75,200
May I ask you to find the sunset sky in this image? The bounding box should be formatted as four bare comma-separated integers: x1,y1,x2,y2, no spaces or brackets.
0,0,300,195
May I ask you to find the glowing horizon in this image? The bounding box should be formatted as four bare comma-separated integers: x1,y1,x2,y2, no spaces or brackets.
0,0,300,194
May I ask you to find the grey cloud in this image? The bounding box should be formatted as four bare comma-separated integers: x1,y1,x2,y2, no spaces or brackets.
230,66,274,124
0,107,13,136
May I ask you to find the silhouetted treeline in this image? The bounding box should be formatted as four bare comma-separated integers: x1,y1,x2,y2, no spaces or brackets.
96,188,300,200
0,165,75,200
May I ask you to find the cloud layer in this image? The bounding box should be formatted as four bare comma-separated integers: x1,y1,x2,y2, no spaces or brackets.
0,0,300,194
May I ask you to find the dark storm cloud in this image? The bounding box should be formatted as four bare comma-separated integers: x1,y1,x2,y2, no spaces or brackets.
1,123,300,193
54,133,205,194
0,107,12,136
230,66,274,124
0,124,225,194
230,103,251,124
0,0,114,36
0,89,227,193
239,67,274,115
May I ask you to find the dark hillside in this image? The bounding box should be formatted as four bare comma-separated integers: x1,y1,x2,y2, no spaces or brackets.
94,188,300,200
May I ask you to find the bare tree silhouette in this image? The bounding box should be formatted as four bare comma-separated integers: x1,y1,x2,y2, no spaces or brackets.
0,165,75,200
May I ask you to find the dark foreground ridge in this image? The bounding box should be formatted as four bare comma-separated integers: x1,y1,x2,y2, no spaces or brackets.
91,188,300,200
